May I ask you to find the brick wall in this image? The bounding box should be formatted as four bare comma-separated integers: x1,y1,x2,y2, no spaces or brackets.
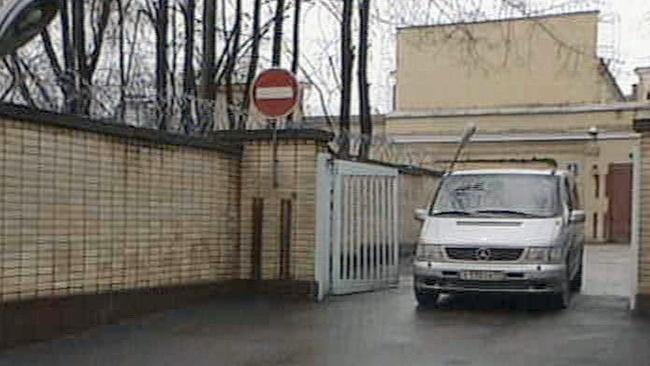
638,133,650,297
0,106,335,347
633,120,650,313
0,117,241,303
399,173,440,247
239,140,327,282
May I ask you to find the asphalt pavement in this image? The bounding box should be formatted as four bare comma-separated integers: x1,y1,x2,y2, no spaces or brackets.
0,245,647,366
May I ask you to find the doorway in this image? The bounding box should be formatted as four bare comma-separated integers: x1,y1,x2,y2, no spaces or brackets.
606,163,632,243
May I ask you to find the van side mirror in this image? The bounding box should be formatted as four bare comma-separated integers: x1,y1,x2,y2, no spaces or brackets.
570,210,586,223
415,209,429,222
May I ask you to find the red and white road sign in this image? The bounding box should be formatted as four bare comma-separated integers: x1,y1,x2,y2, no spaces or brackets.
252,68,300,118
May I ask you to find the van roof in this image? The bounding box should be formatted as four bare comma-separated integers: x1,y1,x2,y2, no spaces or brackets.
450,169,568,176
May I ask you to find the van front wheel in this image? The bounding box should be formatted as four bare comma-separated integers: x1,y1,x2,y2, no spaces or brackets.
549,269,571,310
570,262,583,292
415,289,440,308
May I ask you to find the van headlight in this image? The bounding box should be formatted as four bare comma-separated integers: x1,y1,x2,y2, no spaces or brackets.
416,244,445,261
524,247,564,264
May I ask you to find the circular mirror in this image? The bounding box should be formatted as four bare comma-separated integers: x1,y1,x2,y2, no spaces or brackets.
0,0,59,57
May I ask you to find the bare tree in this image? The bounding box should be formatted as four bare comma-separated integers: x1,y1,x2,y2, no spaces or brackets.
117,0,126,120
286,0,302,124
240,0,263,129
71,0,86,111
339,0,354,158
292,0,302,74
154,0,169,129
36,0,112,114
200,0,217,100
272,0,286,66
180,0,197,132
358,0,372,159
225,0,242,129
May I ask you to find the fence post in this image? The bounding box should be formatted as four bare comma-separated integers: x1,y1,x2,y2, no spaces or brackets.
315,153,333,301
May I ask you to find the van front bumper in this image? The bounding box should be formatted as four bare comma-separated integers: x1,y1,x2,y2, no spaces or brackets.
414,260,566,294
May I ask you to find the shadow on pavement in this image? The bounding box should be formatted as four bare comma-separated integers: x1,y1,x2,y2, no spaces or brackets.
416,293,565,313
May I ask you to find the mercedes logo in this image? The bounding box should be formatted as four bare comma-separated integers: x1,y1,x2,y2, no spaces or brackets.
476,248,491,261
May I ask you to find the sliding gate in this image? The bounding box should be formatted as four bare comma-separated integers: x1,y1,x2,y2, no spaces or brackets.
321,157,401,296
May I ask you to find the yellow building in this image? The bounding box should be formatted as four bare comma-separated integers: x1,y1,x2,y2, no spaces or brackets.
387,11,650,242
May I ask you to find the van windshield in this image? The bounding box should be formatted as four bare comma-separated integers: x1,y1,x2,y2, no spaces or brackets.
431,174,561,218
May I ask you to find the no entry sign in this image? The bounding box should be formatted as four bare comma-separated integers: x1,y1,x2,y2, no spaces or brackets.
252,68,300,118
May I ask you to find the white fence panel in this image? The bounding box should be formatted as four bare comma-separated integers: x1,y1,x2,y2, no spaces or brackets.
330,159,400,295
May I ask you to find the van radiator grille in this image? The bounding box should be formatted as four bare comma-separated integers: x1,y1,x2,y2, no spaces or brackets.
445,247,523,261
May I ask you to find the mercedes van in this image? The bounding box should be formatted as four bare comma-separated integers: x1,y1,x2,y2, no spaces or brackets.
414,169,585,309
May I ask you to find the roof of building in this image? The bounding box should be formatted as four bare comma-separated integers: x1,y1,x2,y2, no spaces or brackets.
388,101,650,120
397,10,599,32
392,131,639,144
599,59,626,102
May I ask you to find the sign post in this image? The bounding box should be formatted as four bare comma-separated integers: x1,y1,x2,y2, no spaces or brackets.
252,68,301,188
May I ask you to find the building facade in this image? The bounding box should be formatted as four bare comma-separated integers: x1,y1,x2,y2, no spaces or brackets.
387,11,650,242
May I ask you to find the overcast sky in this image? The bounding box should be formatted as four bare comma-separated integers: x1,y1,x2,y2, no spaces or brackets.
607,0,650,88
299,0,650,116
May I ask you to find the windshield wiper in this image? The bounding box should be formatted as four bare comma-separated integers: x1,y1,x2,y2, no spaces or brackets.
475,209,545,218
432,210,476,216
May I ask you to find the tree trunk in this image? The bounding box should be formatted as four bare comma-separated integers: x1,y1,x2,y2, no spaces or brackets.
287,0,301,124
200,0,216,100
40,30,62,80
156,0,169,130
87,0,112,77
59,0,75,113
117,0,126,121
339,0,354,158
240,0,262,129
291,0,301,74
182,0,197,133
358,0,372,160
271,0,285,67
72,0,88,113
225,0,242,129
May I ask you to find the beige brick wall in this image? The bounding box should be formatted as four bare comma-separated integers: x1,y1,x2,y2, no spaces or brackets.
0,119,241,302
239,140,325,282
396,12,621,110
387,109,637,136
400,174,440,246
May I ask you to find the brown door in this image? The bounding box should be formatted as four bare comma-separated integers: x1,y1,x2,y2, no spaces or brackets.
606,163,632,243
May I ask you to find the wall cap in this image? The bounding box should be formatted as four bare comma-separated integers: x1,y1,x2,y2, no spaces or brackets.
210,129,334,144
390,101,650,121
0,103,243,156
343,158,444,177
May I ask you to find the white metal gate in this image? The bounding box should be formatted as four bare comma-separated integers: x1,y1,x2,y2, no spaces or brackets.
321,157,401,295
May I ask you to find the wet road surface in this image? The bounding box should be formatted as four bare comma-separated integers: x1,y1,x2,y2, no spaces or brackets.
1,245,647,366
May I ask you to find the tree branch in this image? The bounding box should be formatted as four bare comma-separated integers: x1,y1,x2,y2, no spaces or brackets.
88,0,113,76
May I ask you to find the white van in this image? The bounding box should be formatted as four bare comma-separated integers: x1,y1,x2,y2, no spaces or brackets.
414,169,585,309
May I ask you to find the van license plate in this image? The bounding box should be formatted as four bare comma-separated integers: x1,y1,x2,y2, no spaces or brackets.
460,271,505,281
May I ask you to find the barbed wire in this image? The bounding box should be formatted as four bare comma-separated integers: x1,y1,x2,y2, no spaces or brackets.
330,133,448,170
0,77,458,168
